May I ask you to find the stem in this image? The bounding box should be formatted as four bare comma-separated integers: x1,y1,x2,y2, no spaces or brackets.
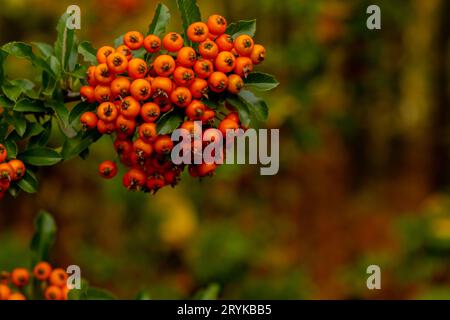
63,91,81,103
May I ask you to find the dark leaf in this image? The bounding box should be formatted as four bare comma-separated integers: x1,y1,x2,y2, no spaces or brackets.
19,147,62,166
14,98,47,113
157,110,184,134
16,170,39,194
30,211,57,266
176,0,201,45
61,130,102,160
226,20,257,39
245,72,279,91
78,41,97,64
148,3,171,37
238,90,269,122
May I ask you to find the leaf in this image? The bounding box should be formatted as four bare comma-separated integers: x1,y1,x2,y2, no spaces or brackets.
16,170,39,194
135,291,152,300
1,82,23,102
2,79,37,102
226,95,252,127
226,20,257,38
47,55,62,77
78,41,97,64
54,13,76,72
85,288,117,300
148,3,171,37
30,211,57,266
114,35,125,48
32,42,54,57
14,98,47,113
24,122,45,137
0,50,6,86
176,0,201,45
157,110,184,134
0,95,14,110
45,100,76,137
238,90,269,121
69,101,96,125
1,42,54,76
61,130,102,160
245,72,279,91
12,112,27,137
4,139,18,158
19,147,62,166
28,121,52,148
68,280,89,300
194,284,220,300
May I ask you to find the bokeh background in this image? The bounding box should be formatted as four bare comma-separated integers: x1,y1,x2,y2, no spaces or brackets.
1,0,449,299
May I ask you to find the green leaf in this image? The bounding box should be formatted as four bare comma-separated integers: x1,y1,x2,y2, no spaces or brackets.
16,170,38,194
194,284,220,300
12,112,27,137
28,121,52,148
45,100,76,137
8,184,20,198
226,20,257,38
30,211,57,266
148,3,171,37
32,42,54,57
1,42,54,76
135,291,152,300
61,130,101,160
78,41,97,64
48,55,62,77
14,98,47,113
0,50,6,86
176,0,201,45
69,101,96,125
54,13,76,72
226,95,252,127
245,72,279,91
4,139,18,158
1,82,23,102
238,90,269,121
24,122,45,137
114,35,124,48
0,95,14,110
19,147,62,166
68,280,89,300
85,287,117,300
157,110,184,134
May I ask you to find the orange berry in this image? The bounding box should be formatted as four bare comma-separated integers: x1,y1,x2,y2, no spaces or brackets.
80,86,96,103
124,31,144,50
8,293,26,300
0,163,13,181
0,284,11,300
189,78,209,99
143,34,161,53
49,268,68,287
163,32,184,52
95,64,115,85
33,262,52,281
227,74,244,94
45,285,63,300
170,87,192,108
215,51,236,73
99,160,118,179
199,39,219,60
97,102,118,122
186,100,206,121
128,58,148,79
153,55,176,77
187,22,209,43
208,72,228,93
234,57,254,78
116,115,136,137
106,53,128,74
140,103,161,123
120,96,141,119
11,268,29,287
173,66,195,87
94,85,112,103
130,79,152,101
138,123,158,143
116,45,133,60
151,77,173,97
8,159,26,181
97,46,115,64
215,34,234,51
110,77,131,98
177,47,197,68
207,15,227,35
97,120,116,135
194,59,214,79
154,135,174,155
234,35,254,56
250,44,266,65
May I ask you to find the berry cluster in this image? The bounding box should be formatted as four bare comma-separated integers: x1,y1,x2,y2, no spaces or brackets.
79,14,266,194
0,144,26,200
0,262,71,300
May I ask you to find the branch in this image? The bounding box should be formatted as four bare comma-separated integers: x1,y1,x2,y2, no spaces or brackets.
63,91,81,103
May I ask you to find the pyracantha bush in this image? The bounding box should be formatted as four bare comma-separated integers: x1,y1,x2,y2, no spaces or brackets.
0,1,278,200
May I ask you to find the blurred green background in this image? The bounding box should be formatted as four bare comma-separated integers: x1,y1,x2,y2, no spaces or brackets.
0,0,449,299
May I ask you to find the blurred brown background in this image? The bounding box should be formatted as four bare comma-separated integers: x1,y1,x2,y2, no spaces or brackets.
0,0,449,299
